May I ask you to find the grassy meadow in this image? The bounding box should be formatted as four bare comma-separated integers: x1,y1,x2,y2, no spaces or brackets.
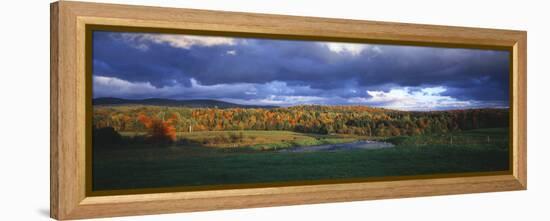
93,127,509,191
121,130,359,151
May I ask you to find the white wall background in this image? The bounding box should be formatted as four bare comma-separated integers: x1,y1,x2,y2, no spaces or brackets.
0,0,547,220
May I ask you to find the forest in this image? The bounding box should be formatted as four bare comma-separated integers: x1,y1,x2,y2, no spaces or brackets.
93,104,509,144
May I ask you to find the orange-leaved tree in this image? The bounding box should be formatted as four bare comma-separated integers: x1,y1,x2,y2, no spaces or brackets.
137,114,177,143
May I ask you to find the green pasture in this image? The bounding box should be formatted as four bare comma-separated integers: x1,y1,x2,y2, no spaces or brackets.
93,128,509,191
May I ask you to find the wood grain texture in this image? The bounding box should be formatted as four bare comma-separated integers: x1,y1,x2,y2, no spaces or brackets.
51,1,87,219
517,33,527,187
50,1,527,219
50,2,59,219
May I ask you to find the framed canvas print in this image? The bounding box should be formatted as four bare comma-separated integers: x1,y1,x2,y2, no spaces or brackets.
50,1,527,220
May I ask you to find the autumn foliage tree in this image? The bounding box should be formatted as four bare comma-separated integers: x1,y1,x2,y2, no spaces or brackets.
138,114,177,143
94,105,509,138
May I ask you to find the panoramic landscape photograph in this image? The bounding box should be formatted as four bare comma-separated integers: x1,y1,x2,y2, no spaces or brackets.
91,30,511,192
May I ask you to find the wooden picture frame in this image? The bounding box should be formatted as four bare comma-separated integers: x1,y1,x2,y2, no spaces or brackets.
50,1,527,220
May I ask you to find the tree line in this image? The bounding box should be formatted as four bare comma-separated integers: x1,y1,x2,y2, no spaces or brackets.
93,105,509,137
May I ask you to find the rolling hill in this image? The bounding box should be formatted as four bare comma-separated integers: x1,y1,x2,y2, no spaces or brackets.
92,97,278,109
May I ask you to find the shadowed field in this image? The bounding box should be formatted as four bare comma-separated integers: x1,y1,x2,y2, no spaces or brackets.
92,128,509,191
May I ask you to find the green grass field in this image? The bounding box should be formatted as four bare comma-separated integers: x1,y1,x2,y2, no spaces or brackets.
121,130,359,151
93,128,510,191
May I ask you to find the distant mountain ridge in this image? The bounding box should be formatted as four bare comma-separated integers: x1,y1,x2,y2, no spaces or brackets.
92,97,278,109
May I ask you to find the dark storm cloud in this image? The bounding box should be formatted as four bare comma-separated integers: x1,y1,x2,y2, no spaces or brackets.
354,45,510,101
92,31,510,109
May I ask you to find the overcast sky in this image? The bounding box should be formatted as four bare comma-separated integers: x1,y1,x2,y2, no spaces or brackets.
92,31,510,111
